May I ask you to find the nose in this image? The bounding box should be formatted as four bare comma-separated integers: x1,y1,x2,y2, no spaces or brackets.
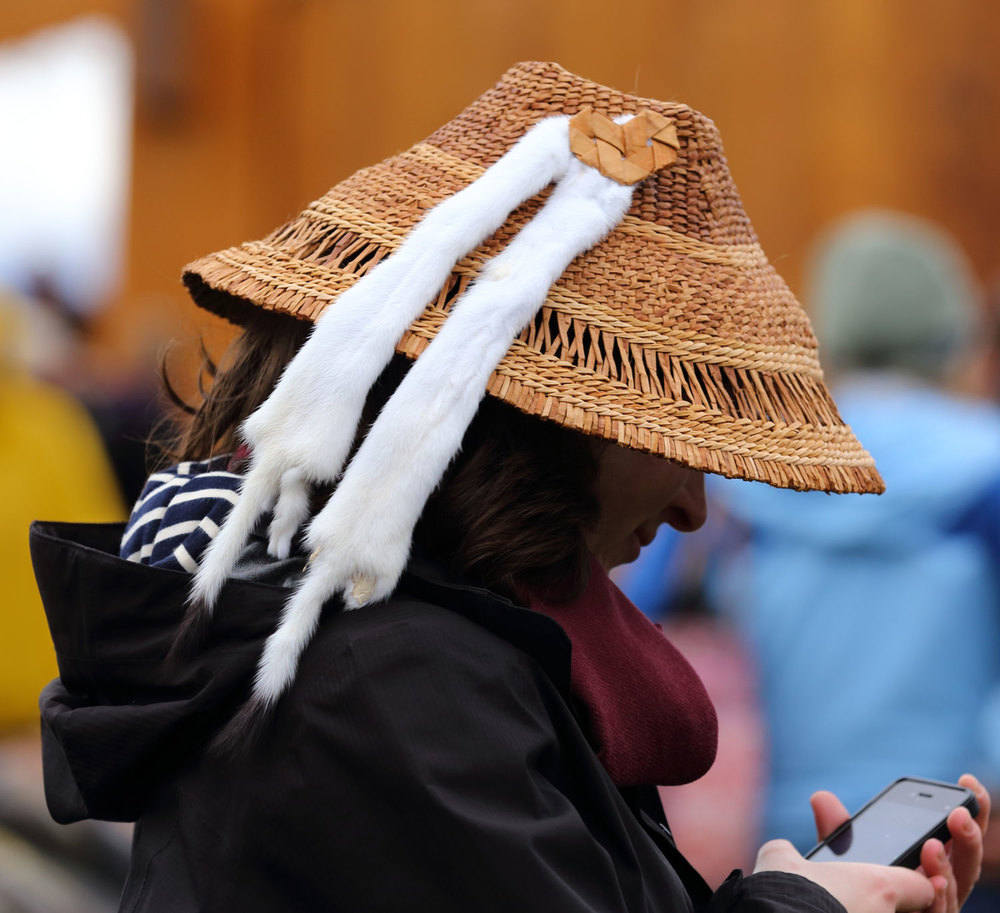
664,470,707,533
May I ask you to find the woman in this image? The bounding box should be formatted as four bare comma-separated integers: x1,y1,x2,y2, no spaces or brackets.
32,62,987,912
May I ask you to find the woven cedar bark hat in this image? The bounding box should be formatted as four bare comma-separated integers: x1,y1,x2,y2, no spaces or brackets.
184,61,881,496
182,62,883,711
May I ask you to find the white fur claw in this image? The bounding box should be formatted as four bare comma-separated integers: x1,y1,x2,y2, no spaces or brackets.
188,352,371,603
268,467,311,559
303,494,413,611
190,467,279,609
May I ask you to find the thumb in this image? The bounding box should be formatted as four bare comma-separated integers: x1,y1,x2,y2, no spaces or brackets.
754,839,803,874
811,790,851,841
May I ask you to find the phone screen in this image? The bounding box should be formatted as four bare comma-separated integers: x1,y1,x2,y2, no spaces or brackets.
807,780,967,866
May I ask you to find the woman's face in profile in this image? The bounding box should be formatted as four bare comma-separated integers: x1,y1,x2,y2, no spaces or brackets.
587,446,707,570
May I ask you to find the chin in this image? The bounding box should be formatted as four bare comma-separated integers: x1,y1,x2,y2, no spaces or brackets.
616,534,643,567
596,533,644,570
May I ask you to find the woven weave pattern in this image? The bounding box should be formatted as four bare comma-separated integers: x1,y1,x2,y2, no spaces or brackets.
183,61,883,494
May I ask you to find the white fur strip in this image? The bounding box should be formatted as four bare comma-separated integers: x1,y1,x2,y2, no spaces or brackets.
252,160,635,704
190,116,574,610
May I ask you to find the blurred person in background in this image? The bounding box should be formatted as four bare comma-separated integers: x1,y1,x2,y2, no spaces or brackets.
696,210,1000,908
23,272,166,507
0,285,124,731
0,285,128,912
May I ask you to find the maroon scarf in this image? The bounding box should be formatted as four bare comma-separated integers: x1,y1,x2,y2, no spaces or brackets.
529,558,718,787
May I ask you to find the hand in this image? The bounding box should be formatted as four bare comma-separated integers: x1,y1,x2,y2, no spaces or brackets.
754,774,991,912
810,774,990,912
917,774,990,912
754,837,935,912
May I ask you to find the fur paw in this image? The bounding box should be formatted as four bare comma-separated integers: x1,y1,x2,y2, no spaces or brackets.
267,467,311,558
303,491,412,610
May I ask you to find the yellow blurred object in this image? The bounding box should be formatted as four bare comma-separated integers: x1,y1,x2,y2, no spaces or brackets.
1,371,124,731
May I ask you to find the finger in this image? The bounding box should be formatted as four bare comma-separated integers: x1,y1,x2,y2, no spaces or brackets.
810,790,851,841
921,839,956,913
958,773,991,836
945,805,983,906
927,876,949,913
884,866,938,912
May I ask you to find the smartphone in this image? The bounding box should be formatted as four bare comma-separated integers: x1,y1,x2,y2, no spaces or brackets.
804,777,979,869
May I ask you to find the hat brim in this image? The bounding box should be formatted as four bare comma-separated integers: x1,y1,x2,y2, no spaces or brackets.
183,61,883,495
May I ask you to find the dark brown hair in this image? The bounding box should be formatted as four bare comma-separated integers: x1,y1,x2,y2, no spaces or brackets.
157,308,311,465
158,309,600,600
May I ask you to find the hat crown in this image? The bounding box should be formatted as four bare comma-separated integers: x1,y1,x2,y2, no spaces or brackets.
430,62,752,247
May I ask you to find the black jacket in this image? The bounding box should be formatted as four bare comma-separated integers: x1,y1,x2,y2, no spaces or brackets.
31,520,844,913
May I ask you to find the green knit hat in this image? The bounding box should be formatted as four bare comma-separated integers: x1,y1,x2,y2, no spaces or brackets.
808,210,981,379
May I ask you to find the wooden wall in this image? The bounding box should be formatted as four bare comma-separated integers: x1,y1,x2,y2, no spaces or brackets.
4,0,999,384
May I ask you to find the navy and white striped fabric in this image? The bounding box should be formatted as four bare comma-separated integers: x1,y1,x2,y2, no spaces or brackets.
120,457,243,572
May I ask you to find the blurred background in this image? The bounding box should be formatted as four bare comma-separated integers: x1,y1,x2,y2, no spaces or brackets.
2,1,1000,909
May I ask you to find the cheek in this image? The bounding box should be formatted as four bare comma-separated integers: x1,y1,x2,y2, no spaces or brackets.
588,452,700,568
636,460,693,512
626,478,678,521
596,452,692,529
